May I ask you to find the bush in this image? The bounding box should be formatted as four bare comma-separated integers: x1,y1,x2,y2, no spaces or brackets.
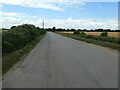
100,32,108,37
2,24,46,56
73,31,80,35
80,32,86,35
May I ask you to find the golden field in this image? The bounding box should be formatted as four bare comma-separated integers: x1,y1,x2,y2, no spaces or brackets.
59,32,119,38
85,32,119,38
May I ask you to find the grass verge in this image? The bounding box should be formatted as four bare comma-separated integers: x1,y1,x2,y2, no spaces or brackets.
57,33,120,50
2,34,45,74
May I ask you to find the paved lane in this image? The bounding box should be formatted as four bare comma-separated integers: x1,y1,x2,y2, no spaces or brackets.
3,32,118,88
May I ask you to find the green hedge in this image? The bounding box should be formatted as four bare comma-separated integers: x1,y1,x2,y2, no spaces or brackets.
2,24,46,56
100,32,108,37
73,31,86,35
74,31,80,35
78,34,120,44
80,32,86,35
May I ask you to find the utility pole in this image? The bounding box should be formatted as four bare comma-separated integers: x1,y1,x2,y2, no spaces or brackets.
42,19,44,29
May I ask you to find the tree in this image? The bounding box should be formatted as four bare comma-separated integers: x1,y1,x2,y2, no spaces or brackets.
52,27,56,32
10,26,16,29
71,29,76,31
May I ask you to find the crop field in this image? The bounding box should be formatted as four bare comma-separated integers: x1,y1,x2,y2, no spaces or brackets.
85,32,119,38
58,31,119,38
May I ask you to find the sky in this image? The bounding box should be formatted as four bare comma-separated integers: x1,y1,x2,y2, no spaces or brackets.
0,0,119,30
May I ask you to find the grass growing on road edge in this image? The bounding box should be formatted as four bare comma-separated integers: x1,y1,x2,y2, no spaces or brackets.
2,34,46,74
57,33,120,50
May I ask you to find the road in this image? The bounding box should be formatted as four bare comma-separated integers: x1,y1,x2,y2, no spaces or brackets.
3,32,118,88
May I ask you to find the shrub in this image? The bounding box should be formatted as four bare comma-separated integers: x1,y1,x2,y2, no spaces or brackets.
80,32,86,35
2,24,46,56
73,31,80,35
100,32,108,37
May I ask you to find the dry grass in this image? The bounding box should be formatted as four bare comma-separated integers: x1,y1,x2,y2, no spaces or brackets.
59,31,119,38
108,32,119,38
58,32,74,34
85,32,119,38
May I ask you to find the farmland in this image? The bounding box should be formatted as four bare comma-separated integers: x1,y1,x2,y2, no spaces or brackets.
58,31,119,38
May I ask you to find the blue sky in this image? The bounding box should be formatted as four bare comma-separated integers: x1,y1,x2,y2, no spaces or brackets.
0,0,118,29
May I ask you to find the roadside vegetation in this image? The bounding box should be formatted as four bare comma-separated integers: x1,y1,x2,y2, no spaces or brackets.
57,31,120,50
2,24,46,74
46,27,119,38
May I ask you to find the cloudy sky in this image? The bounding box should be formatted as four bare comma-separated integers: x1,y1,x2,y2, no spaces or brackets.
0,0,119,29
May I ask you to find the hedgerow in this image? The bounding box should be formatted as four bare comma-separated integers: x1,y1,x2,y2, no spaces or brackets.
72,33,120,44
2,24,46,56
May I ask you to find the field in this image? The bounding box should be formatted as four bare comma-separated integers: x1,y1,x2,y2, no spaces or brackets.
58,32,119,38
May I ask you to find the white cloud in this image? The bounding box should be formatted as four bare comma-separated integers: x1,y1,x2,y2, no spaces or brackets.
0,17,34,28
43,18,118,30
0,12,20,17
0,0,85,11
0,0,118,12
0,0,118,29
0,12,37,18
0,12,37,28
0,16,118,30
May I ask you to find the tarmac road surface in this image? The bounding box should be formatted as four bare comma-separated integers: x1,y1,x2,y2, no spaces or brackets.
3,32,118,88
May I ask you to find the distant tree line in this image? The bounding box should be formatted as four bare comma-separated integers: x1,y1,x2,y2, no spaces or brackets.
2,24,46,56
1,28,10,30
46,27,120,32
